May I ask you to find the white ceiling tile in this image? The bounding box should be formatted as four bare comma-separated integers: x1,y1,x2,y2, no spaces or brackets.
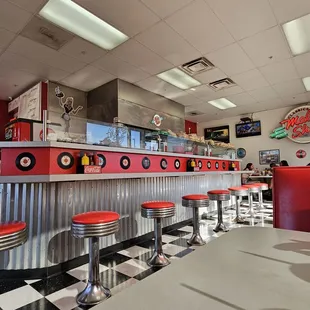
206,43,255,76
168,92,203,106
194,68,227,84
60,65,115,91
166,0,234,54
281,92,309,105
8,0,47,13
191,84,215,99
256,98,285,110
239,26,292,67
293,52,310,78
135,21,200,66
226,92,257,106
0,28,15,49
112,39,173,75
185,102,220,114
272,79,306,97
141,0,194,19
269,0,310,23
59,37,107,64
0,0,31,33
0,51,69,81
93,53,149,83
248,86,279,102
135,76,183,97
206,0,277,40
232,69,269,91
75,0,159,37
259,59,299,85
216,85,244,97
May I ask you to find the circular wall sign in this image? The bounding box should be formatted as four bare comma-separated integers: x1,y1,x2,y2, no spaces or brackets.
207,161,211,169
142,157,151,169
16,152,36,171
198,161,202,169
237,148,246,159
222,162,226,169
174,159,180,170
296,149,307,159
160,158,168,170
97,154,106,168
120,156,131,170
152,114,163,127
215,162,219,169
57,152,74,170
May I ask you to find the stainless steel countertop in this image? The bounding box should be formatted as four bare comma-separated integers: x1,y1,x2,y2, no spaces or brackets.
0,171,249,183
0,141,241,162
94,227,310,310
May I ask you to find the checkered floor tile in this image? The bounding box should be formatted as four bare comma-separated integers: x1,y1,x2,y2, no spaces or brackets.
0,201,273,310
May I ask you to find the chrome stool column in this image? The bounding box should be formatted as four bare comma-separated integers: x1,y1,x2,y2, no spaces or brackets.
243,184,260,217
182,194,209,246
71,211,120,307
253,183,269,211
141,201,175,267
207,190,231,233
228,187,248,224
0,221,27,252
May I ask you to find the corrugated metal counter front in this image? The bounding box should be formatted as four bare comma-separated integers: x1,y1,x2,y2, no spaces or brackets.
0,172,242,272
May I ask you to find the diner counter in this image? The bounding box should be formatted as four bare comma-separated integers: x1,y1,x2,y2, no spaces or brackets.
95,227,310,310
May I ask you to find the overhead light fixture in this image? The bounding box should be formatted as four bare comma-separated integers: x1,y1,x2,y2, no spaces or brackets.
190,88,196,91
208,98,236,110
157,68,201,90
302,77,310,91
283,13,310,56
39,0,129,50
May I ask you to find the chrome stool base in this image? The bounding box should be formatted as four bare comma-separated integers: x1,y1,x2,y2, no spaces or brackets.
213,222,229,233
187,233,206,246
77,282,111,306
233,215,245,224
148,252,170,267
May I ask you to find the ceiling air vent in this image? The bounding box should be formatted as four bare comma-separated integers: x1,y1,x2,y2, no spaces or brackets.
209,78,235,91
181,57,214,75
187,111,204,116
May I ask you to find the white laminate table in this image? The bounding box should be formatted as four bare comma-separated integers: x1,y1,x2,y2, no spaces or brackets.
94,227,310,310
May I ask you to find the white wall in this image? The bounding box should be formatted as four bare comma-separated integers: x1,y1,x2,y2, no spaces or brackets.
198,106,310,169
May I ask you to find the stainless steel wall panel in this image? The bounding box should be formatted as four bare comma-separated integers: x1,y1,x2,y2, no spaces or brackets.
0,174,241,270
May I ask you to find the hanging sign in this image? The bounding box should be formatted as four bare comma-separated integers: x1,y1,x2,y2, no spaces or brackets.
151,114,163,127
296,149,307,159
270,105,310,143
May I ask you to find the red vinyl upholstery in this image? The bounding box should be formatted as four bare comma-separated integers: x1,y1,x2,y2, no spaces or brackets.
72,211,120,225
273,167,310,232
182,194,209,200
141,201,175,209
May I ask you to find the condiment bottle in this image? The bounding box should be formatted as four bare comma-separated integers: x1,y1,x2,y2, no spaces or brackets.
81,153,89,166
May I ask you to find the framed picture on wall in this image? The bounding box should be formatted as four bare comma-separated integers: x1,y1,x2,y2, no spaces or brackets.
204,125,230,143
259,149,280,165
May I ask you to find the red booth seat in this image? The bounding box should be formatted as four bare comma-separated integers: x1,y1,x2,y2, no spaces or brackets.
273,167,310,232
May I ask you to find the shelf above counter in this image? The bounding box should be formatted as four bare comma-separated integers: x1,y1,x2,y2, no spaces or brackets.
0,171,250,184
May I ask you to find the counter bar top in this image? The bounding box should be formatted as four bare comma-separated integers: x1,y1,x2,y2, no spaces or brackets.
0,170,250,183
94,227,310,310
0,141,240,162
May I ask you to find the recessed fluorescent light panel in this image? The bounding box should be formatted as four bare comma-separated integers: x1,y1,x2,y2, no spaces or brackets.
283,13,310,56
302,77,310,91
208,98,236,110
39,0,129,50
157,68,201,90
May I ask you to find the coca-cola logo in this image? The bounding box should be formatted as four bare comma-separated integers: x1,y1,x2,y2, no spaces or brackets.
84,166,101,174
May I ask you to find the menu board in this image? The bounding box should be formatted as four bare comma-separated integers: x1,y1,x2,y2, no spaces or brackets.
18,83,41,121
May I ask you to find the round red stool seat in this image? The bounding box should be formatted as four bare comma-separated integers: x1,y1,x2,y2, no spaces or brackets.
71,211,120,238
243,184,260,193
0,221,27,252
72,211,120,225
141,201,175,209
253,183,269,191
208,190,230,201
0,222,26,236
182,194,209,208
141,201,175,219
228,186,248,196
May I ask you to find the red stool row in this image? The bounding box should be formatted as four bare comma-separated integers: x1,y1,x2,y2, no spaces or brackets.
0,221,27,252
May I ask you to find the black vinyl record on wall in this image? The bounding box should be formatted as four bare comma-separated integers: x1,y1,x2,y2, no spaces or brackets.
160,158,168,170
174,159,180,170
120,156,131,170
215,162,219,169
16,152,36,171
97,154,106,168
57,152,74,170
207,161,211,169
142,157,151,169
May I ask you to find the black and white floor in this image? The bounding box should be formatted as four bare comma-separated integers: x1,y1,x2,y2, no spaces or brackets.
0,202,273,310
